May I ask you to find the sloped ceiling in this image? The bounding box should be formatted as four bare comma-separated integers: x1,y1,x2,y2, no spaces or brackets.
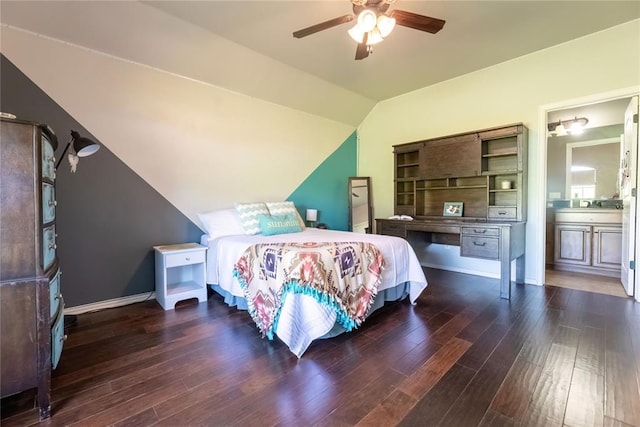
1,1,639,126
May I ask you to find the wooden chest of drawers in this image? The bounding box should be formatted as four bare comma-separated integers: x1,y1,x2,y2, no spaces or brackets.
0,118,65,419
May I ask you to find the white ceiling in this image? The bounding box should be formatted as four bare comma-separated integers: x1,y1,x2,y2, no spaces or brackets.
143,0,640,101
2,1,639,125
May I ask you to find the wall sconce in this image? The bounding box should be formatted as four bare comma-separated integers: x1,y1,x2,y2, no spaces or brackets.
547,116,589,137
306,209,318,228
55,130,100,172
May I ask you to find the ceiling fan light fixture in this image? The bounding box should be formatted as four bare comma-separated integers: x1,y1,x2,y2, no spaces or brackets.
377,15,396,37
348,24,366,43
367,28,384,45
357,9,377,32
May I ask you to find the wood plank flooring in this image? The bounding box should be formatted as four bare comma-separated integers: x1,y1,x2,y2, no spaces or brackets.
2,268,639,426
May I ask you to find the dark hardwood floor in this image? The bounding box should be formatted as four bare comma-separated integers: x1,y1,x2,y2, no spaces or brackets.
2,268,639,426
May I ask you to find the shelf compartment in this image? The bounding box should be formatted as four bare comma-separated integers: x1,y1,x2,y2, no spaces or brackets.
396,165,420,179
416,187,487,218
396,150,420,166
483,156,517,172
482,136,518,156
489,191,517,207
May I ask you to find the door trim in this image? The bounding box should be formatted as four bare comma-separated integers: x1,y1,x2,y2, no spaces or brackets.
536,86,640,288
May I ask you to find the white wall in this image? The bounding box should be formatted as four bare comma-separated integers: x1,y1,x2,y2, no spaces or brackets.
358,20,640,284
1,26,355,228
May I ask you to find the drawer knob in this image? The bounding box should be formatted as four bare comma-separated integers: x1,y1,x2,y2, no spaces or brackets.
49,243,57,250
473,241,487,247
498,211,507,215
62,334,68,342
474,229,487,233
56,293,62,299
185,257,190,261
49,199,57,207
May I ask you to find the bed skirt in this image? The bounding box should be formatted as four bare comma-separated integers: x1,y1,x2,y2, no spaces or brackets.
209,282,411,349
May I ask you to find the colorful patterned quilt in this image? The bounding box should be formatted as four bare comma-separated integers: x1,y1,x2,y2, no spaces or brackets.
233,241,385,340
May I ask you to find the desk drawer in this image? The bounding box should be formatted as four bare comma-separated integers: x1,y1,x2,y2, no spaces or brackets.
461,236,500,260
378,221,407,238
488,207,517,220
461,226,500,237
165,250,206,268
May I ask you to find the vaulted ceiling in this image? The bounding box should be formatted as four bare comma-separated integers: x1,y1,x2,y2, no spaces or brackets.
2,1,639,126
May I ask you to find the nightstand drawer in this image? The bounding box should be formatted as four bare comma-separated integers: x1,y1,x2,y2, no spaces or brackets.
165,250,206,268
461,236,500,260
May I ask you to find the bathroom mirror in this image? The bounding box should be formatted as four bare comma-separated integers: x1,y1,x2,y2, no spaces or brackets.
348,177,372,233
565,137,621,201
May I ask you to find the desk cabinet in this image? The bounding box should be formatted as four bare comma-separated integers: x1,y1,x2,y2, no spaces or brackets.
377,219,525,299
0,118,63,419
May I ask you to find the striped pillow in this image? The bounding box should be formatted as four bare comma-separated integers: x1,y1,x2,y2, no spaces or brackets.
235,202,269,235
266,201,306,230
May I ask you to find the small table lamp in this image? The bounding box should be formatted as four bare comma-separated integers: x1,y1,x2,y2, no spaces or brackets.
306,209,318,227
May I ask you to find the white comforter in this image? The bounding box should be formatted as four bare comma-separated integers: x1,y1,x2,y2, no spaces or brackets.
200,228,427,356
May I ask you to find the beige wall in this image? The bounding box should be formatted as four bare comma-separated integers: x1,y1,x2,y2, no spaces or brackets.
1,26,355,228
358,20,640,284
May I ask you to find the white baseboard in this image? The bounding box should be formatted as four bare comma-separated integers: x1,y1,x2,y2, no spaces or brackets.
421,262,500,279
64,292,156,315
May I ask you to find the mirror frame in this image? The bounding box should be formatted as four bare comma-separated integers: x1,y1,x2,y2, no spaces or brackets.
348,176,373,233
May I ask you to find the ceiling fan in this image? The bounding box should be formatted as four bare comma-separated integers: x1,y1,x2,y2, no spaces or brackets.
292,0,445,60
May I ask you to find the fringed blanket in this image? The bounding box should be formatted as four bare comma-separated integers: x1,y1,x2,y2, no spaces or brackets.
233,241,385,340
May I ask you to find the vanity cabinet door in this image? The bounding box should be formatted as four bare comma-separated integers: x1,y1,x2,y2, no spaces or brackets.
554,224,591,266
592,226,622,269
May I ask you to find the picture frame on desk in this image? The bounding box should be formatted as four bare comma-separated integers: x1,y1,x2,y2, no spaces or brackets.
443,202,463,217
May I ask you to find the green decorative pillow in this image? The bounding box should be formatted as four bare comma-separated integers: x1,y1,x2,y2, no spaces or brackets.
266,201,306,229
235,202,270,235
258,213,302,236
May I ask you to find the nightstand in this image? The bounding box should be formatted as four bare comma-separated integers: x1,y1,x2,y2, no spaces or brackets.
153,243,207,310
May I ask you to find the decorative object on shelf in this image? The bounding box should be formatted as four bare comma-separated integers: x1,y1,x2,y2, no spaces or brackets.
547,116,589,137
443,202,463,217
55,130,100,172
306,209,318,227
500,180,512,190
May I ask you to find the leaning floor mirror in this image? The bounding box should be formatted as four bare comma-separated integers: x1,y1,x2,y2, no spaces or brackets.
348,177,373,233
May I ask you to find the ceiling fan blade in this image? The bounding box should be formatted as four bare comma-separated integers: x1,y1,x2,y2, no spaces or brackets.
355,32,369,60
390,9,446,34
293,14,355,38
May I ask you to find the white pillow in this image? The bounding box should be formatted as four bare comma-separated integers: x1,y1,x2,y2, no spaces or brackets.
266,201,306,230
197,209,244,239
235,202,270,235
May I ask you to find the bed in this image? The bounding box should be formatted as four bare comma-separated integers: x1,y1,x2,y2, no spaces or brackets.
198,205,427,357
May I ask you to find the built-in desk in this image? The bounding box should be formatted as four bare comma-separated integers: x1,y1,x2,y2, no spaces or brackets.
377,219,526,299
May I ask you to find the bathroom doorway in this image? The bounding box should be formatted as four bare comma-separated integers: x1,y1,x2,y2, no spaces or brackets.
543,94,638,298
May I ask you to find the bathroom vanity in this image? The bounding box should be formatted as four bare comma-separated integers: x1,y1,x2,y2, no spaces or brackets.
553,208,622,277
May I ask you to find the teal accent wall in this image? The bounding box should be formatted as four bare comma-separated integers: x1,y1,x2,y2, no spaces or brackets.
288,131,357,230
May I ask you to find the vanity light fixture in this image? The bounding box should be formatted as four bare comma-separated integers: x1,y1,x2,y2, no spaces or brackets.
55,130,100,172
547,116,589,137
